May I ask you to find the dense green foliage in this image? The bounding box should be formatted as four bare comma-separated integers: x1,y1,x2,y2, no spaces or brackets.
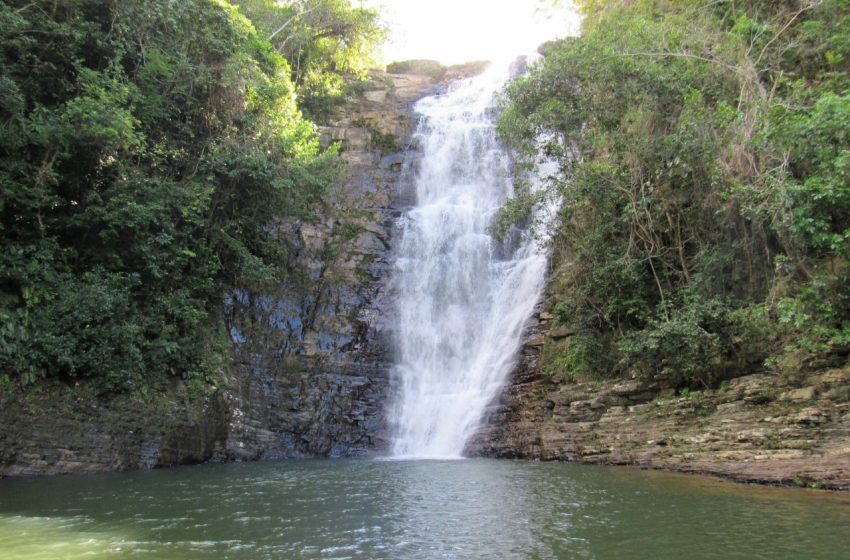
233,0,385,121
501,0,850,388
0,0,347,392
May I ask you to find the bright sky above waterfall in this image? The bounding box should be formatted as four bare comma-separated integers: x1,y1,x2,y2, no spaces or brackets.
361,0,581,65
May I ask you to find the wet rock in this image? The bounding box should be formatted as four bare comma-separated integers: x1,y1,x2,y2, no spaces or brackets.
380,152,405,169
222,367,391,460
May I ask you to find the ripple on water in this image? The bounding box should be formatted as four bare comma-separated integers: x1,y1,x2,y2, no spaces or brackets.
0,460,848,560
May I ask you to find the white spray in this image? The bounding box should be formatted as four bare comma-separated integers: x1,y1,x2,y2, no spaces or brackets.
389,62,552,459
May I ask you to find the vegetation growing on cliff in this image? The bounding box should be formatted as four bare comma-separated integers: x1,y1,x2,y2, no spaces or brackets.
500,0,850,388
233,0,385,121
0,0,376,393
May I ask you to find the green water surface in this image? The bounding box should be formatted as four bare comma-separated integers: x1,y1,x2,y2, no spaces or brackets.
0,459,848,559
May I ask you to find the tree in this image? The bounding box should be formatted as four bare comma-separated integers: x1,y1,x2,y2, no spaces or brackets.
498,0,850,387
0,0,340,392
234,0,386,120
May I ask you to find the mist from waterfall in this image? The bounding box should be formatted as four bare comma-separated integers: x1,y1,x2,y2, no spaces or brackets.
389,62,551,459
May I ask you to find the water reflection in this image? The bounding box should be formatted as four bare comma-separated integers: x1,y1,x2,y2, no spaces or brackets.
0,459,848,559
384,460,569,558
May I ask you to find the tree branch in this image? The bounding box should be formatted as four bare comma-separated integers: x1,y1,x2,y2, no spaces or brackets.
754,1,822,68
269,5,320,42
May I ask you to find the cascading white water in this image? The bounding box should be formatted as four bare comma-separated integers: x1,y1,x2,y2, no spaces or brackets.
390,63,550,459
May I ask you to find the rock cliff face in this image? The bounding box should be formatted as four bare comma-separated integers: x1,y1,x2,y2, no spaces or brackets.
468,306,850,490
218,70,438,461
5,60,846,491
0,386,229,476
0,68,442,476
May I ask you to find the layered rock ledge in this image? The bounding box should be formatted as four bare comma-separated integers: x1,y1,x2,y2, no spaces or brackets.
468,310,850,491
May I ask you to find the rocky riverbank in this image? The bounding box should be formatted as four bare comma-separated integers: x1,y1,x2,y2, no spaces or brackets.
468,310,850,491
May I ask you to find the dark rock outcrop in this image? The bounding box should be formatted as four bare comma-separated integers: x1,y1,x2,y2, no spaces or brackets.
221,366,389,460
0,68,440,477
0,385,229,476
218,69,438,461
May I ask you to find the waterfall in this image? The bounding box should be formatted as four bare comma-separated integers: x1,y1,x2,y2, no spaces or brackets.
389,63,550,459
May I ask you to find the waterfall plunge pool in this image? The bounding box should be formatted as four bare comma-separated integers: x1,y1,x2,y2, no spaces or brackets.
1,458,848,559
